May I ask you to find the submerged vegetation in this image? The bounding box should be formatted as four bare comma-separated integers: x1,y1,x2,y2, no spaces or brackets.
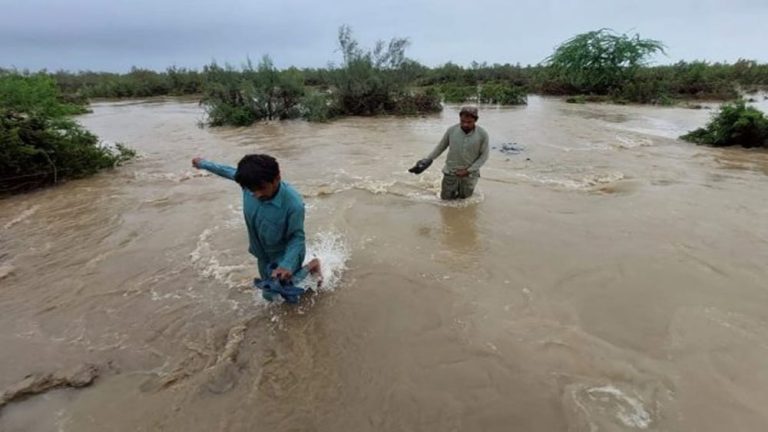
681,100,768,148
201,57,306,126
18,27,764,123
0,72,135,194
7,26,756,121
45,57,767,109
2,27,766,195
330,25,442,117
199,26,442,126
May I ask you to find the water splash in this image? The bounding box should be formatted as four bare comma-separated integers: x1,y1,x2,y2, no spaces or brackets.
299,231,350,292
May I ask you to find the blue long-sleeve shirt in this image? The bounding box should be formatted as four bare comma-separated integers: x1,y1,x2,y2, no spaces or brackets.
198,160,306,278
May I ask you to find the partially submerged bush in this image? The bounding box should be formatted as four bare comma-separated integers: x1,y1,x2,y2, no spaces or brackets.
435,82,526,105
680,100,768,148
201,57,305,126
439,84,477,103
478,83,527,105
331,25,441,116
0,72,87,117
391,88,442,115
565,95,587,104
300,92,335,122
1,72,135,194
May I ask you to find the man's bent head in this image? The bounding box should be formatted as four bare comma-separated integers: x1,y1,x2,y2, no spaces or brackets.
235,154,281,200
459,106,478,132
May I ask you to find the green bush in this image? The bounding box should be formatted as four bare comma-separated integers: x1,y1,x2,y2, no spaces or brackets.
391,88,442,115
330,25,441,116
478,83,527,105
201,57,306,126
438,84,477,103
0,72,86,117
680,100,768,148
565,95,587,104
0,72,134,194
300,92,335,122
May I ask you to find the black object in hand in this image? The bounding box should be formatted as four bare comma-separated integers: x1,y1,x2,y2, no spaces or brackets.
408,158,432,174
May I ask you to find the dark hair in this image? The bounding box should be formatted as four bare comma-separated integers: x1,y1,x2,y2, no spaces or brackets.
459,106,479,120
235,154,280,190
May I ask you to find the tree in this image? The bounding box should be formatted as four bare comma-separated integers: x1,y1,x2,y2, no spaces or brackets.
544,29,665,94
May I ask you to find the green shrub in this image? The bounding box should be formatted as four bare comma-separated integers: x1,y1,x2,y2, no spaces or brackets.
0,72,134,193
680,100,768,148
438,84,477,103
330,25,441,116
391,88,442,115
565,95,587,104
0,72,85,117
301,92,335,122
201,56,306,126
478,83,527,105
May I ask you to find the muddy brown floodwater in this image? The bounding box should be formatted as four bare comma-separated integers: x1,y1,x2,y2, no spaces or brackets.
1,97,768,431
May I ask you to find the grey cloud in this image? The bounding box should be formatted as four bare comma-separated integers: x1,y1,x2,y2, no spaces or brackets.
1,0,766,71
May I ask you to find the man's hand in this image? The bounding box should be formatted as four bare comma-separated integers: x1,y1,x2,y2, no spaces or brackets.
192,157,203,169
408,158,433,175
272,267,293,281
455,168,470,177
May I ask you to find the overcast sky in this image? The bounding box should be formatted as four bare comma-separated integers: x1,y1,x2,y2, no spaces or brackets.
1,0,767,72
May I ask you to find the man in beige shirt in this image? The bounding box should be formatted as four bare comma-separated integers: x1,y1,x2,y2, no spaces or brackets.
410,106,490,200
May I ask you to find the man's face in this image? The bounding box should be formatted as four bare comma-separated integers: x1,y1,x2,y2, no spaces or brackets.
460,114,477,131
250,177,280,200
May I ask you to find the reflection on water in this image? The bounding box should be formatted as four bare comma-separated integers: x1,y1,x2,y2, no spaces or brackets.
439,204,480,262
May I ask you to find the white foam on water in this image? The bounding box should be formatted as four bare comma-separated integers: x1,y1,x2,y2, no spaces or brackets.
189,228,214,264
586,385,652,429
189,227,250,290
352,178,398,195
405,190,486,207
132,170,210,183
613,134,655,149
510,171,625,191
3,205,40,230
581,172,626,187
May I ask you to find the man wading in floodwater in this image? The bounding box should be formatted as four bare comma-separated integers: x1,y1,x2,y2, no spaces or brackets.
409,106,490,200
192,154,321,300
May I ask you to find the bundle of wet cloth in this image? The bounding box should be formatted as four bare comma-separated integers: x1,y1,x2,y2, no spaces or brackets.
254,277,305,303
254,262,309,304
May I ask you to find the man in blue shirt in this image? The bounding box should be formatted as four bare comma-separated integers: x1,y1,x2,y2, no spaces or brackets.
192,154,320,291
